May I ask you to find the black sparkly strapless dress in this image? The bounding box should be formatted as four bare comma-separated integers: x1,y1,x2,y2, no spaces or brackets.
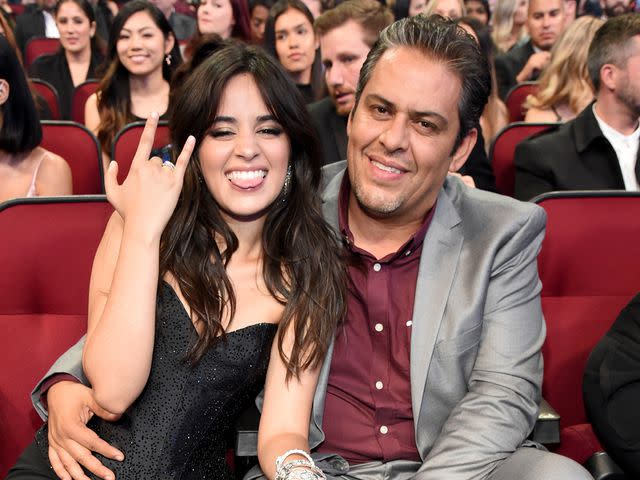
36,282,277,479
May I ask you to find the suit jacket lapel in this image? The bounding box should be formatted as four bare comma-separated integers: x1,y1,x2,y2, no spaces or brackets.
410,182,463,442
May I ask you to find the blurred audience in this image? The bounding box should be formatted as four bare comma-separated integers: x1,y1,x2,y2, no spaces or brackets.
491,0,528,52
149,0,196,40
264,0,324,103
14,0,59,55
600,0,634,17
515,14,640,200
0,12,20,62
424,0,466,18
524,15,604,122
184,0,251,57
0,35,72,202
90,0,118,45
29,0,105,121
249,0,274,43
563,0,576,27
84,0,181,169
464,0,491,24
311,0,392,164
495,0,565,100
459,16,509,150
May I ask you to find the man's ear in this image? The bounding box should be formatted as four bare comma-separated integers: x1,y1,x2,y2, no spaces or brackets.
600,63,617,92
448,128,477,173
0,79,9,106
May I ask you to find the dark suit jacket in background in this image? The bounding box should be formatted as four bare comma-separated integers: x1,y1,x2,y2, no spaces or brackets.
308,97,498,192
29,50,104,120
495,41,536,101
584,292,640,478
514,103,628,201
169,11,196,41
15,9,46,55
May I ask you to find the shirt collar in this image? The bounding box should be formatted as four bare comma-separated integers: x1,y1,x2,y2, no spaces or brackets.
337,173,435,261
593,102,640,147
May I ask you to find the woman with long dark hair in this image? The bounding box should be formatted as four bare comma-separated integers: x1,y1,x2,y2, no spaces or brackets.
84,0,181,169
29,0,105,120
0,35,72,201
8,42,344,480
263,0,324,103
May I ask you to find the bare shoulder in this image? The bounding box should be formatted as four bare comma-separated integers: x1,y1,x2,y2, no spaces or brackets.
35,147,73,195
524,107,557,123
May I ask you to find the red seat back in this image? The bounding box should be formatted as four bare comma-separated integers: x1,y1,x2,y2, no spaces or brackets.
490,122,558,197
71,80,99,125
535,192,640,430
41,121,104,194
30,79,60,120
112,121,171,184
505,82,539,122
24,38,60,69
0,197,112,477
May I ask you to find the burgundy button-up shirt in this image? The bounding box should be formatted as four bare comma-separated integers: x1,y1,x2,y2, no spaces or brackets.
317,175,435,464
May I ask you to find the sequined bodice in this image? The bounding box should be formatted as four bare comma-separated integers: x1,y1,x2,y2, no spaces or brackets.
37,282,276,479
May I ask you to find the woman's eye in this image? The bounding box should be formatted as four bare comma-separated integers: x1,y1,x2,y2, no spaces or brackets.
209,130,233,138
259,127,283,136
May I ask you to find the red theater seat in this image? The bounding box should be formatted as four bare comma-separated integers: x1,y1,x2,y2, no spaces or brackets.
505,82,538,122
25,38,60,69
534,191,640,466
40,121,104,194
112,121,171,184
0,197,112,477
71,80,99,125
30,79,60,120
490,122,558,197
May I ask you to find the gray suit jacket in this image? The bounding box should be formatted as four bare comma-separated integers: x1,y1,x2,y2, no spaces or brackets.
33,163,547,479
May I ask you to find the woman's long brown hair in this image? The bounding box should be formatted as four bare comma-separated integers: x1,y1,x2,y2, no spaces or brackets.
162,44,346,379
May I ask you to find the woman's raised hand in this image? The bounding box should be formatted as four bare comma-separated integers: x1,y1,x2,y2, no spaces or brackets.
104,113,195,240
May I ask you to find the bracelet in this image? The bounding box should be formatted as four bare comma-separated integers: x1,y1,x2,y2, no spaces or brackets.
275,449,325,480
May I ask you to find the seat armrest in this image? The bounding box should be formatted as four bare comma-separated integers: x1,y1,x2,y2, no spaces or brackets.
584,451,629,480
530,397,560,445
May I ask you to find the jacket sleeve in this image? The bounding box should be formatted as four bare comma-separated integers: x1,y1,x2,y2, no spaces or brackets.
415,206,547,479
31,336,88,420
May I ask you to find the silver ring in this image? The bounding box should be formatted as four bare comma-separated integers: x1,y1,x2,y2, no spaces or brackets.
162,161,175,170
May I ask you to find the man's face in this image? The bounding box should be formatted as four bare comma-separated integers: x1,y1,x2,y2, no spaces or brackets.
614,36,640,117
527,0,564,50
320,20,371,117
149,0,175,17
601,0,633,17
346,47,475,223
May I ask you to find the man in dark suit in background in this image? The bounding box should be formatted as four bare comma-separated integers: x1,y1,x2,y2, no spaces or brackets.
150,0,196,41
311,0,497,191
14,0,58,55
495,0,565,100
514,14,640,201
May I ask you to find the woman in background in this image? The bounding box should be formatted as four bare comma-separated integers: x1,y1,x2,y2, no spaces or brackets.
491,0,528,53
424,0,465,19
30,0,105,120
524,16,604,123
84,0,181,169
459,16,508,151
0,35,72,202
263,0,324,103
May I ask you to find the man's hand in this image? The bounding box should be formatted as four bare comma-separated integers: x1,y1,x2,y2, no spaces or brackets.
516,52,551,83
47,381,123,480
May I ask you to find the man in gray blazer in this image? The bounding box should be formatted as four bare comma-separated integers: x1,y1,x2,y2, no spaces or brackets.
30,15,590,480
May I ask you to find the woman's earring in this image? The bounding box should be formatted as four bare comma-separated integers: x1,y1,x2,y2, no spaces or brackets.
281,163,293,199
165,54,172,66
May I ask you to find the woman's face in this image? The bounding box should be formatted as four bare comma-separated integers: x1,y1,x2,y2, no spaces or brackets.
116,11,173,77
56,1,96,55
274,8,317,81
465,0,489,24
408,0,426,16
433,0,463,18
199,73,291,222
250,4,269,44
514,0,528,26
198,0,235,39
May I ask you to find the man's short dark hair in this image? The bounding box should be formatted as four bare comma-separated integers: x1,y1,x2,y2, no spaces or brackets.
353,14,491,150
314,0,394,48
588,14,640,91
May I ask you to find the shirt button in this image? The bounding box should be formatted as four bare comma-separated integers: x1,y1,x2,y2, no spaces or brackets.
375,380,383,390
380,425,389,434
374,323,384,332
373,263,382,272
406,320,413,327
405,250,411,256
